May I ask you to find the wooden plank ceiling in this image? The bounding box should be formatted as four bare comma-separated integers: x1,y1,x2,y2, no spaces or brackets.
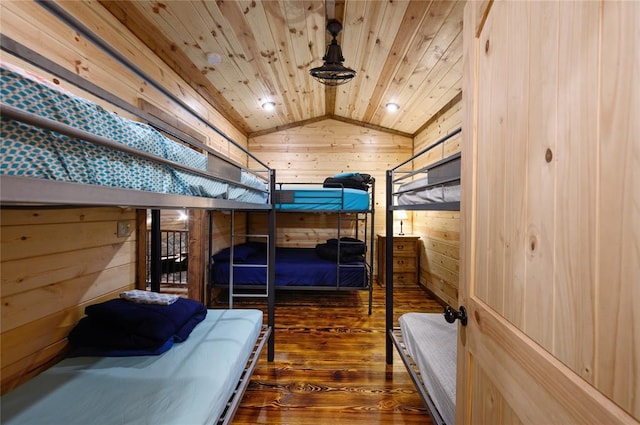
101,0,464,137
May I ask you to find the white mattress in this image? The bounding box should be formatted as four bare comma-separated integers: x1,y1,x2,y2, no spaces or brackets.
399,312,457,425
1,309,263,425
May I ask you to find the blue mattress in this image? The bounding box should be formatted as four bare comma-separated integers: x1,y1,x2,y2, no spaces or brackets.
0,309,263,425
0,63,267,203
275,187,369,211
212,244,368,288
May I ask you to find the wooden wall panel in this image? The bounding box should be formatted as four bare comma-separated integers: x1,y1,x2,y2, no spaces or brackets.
412,99,462,306
474,0,603,373
465,1,639,420
187,210,206,302
501,1,529,327
249,118,412,260
0,208,136,393
210,211,252,248
478,1,508,316
596,0,640,414
553,0,599,382
470,359,524,424
523,0,558,354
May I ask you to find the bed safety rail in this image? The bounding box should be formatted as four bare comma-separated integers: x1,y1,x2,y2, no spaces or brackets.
218,325,272,425
389,328,447,425
0,103,269,199
274,181,374,212
1,33,272,210
388,127,462,212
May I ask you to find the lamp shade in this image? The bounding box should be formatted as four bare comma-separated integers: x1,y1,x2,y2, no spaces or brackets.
396,210,408,235
396,210,409,220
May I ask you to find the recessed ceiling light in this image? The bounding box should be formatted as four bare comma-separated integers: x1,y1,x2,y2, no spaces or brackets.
386,102,399,112
262,101,276,111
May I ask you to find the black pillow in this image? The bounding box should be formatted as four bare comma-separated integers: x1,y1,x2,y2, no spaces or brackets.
327,237,366,255
316,237,365,263
322,173,373,191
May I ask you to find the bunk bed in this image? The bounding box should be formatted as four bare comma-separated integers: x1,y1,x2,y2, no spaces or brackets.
0,63,268,205
0,21,275,425
385,128,462,425
210,179,375,314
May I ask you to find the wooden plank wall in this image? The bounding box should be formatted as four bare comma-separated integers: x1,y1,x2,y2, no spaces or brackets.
0,1,249,392
465,1,639,420
248,119,412,253
0,208,136,392
412,99,462,307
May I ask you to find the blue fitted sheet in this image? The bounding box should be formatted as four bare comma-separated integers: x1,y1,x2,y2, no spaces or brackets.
0,63,267,203
275,187,369,211
212,245,368,288
0,309,263,425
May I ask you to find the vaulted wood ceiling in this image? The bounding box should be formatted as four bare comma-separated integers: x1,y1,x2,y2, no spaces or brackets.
101,0,464,137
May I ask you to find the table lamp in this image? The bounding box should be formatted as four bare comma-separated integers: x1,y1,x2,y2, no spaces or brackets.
397,210,408,235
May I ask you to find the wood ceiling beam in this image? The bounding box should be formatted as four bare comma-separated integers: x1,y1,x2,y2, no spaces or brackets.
248,114,413,139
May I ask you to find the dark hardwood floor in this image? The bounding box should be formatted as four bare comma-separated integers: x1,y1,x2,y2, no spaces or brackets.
211,283,444,424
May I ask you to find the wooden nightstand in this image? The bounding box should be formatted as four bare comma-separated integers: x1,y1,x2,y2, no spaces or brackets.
376,234,420,286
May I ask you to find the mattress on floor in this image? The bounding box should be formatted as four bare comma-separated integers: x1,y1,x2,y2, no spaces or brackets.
0,309,263,425
399,312,457,425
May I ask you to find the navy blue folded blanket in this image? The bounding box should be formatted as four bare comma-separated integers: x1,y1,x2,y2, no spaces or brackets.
68,297,207,354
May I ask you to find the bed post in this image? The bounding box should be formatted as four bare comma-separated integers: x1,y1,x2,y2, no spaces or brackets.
385,170,395,364
150,209,161,292
369,179,375,315
136,209,148,290
267,168,276,361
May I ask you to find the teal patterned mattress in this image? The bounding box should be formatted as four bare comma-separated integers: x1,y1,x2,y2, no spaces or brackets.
0,63,267,203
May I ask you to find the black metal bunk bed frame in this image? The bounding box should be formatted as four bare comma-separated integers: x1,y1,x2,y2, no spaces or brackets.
1,3,275,423
274,181,376,315
211,181,375,315
384,127,462,425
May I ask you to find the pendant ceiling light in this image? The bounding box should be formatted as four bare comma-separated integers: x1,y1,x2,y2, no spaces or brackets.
309,19,356,86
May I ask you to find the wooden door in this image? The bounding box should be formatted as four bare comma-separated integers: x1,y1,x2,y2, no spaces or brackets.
459,1,639,424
